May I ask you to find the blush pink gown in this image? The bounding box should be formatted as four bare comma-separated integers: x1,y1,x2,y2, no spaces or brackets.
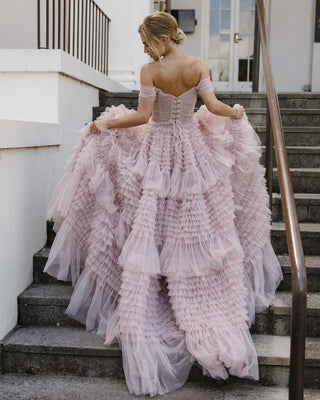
44,77,283,396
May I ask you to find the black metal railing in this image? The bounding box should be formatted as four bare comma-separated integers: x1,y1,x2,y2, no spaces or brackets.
254,1,307,399
37,0,110,74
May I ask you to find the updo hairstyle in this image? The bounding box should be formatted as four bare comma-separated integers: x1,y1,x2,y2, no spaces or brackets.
138,11,185,60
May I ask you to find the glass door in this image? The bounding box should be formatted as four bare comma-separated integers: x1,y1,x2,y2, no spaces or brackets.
208,0,234,91
208,0,256,91
232,0,256,90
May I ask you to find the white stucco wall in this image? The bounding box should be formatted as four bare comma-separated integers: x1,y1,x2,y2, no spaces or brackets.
102,0,151,89
171,0,208,61
0,49,121,340
312,42,320,91
269,0,315,92
0,145,59,339
0,0,36,49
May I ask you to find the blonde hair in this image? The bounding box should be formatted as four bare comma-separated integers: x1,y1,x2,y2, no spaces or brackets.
138,12,185,60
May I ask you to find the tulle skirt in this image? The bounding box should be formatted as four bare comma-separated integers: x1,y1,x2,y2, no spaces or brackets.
44,104,283,396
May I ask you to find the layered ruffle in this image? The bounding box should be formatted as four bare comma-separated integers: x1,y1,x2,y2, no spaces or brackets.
44,104,282,396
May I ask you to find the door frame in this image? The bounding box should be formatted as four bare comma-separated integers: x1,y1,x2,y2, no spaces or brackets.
204,0,269,92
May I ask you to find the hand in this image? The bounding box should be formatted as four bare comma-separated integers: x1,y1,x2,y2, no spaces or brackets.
89,119,108,134
233,104,245,119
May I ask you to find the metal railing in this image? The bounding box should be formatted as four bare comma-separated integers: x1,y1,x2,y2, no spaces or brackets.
37,0,110,74
154,1,171,12
255,1,307,399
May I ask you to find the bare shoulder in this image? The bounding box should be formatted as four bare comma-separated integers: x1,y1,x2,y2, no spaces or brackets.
183,56,209,79
140,63,155,86
194,58,210,78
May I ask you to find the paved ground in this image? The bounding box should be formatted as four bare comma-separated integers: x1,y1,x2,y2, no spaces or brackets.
0,374,319,400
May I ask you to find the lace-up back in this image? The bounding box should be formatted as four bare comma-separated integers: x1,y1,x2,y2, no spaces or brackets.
139,77,213,123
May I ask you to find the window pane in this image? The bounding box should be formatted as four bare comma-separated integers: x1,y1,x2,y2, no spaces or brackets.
209,35,220,58
220,35,230,59
210,0,220,9
240,0,251,10
249,58,253,81
238,59,248,81
219,59,229,81
240,11,253,34
221,0,231,9
221,11,230,32
209,59,219,81
248,35,254,58
238,36,248,59
210,11,219,34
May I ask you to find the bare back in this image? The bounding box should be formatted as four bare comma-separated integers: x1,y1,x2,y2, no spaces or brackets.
147,54,205,97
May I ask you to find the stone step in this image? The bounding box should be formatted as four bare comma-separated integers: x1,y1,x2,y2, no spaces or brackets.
18,284,80,328
272,193,320,223
214,92,320,110
256,126,320,147
0,374,319,400
261,146,320,168
252,292,320,337
33,246,65,284
1,326,319,388
273,168,320,194
98,91,320,110
246,108,320,127
271,222,320,255
278,255,320,292
33,242,320,289
17,284,320,337
93,105,320,127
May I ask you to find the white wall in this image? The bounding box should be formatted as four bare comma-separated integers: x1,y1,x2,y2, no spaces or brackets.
0,49,120,340
102,0,151,89
171,0,208,61
0,0,36,49
312,42,320,91
0,145,59,338
269,0,315,92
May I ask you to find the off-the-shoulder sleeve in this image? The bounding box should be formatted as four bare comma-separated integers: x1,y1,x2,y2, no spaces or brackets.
139,85,157,102
196,77,213,95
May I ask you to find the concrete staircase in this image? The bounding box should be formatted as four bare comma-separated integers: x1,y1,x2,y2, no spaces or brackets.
1,92,320,399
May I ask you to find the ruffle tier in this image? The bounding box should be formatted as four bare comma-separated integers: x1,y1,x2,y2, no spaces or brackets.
44,104,283,396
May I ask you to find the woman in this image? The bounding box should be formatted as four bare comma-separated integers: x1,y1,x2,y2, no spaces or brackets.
44,11,283,397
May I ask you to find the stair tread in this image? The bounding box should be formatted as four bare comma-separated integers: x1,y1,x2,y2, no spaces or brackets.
255,125,320,132
94,105,320,115
18,284,320,317
270,292,320,316
278,255,320,273
34,247,320,271
273,192,320,200
246,108,320,113
0,374,318,400
273,168,320,172
262,146,320,152
18,283,73,304
3,326,118,356
272,222,320,233
3,326,320,366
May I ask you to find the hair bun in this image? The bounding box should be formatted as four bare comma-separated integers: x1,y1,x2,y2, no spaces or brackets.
173,28,185,45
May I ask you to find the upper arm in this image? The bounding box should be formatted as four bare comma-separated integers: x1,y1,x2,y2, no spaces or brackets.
137,64,155,122
197,60,219,111
140,63,154,86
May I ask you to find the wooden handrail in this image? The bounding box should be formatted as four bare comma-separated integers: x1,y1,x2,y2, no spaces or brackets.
255,1,307,399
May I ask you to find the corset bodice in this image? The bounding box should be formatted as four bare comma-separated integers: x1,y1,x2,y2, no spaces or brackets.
138,77,213,124
152,87,197,123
